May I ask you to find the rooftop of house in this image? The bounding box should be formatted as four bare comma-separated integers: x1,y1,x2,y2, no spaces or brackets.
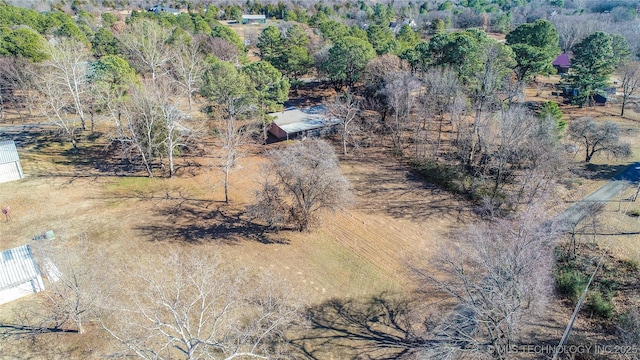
553,53,571,68
270,106,341,135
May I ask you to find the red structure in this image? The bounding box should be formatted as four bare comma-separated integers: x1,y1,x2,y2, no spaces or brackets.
552,53,571,74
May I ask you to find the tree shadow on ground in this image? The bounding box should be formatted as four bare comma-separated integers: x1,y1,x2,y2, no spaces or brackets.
575,163,634,181
342,156,470,223
136,198,288,245
291,293,434,360
5,122,203,178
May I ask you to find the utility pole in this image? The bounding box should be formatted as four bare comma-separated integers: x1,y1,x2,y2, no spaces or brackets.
552,259,602,360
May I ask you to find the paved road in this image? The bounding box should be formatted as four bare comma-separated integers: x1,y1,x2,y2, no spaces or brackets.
559,161,640,228
419,161,640,359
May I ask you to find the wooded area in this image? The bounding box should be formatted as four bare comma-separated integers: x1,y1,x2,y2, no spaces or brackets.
1,0,640,359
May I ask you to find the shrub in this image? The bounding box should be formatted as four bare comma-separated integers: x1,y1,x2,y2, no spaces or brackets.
556,269,588,302
539,101,566,131
587,292,615,319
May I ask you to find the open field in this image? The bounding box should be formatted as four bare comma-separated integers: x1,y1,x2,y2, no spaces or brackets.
0,77,640,358
0,118,477,358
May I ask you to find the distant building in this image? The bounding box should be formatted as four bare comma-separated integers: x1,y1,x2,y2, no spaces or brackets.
390,18,417,33
268,106,341,141
552,53,571,74
242,14,266,24
147,5,180,15
0,140,24,184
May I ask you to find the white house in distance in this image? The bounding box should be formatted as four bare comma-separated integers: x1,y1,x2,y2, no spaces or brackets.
268,106,341,141
0,140,24,184
0,245,45,305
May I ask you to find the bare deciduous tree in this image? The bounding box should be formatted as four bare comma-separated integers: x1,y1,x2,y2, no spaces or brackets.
157,81,198,178
567,117,631,163
550,14,602,52
248,140,352,232
201,61,254,202
100,249,300,360
43,38,91,131
199,37,240,64
326,91,361,155
118,19,172,81
363,54,406,93
34,38,92,152
169,38,206,111
421,67,465,158
0,57,38,121
482,106,565,203
35,69,82,152
415,207,558,359
619,61,640,117
466,41,515,168
114,78,194,177
33,237,106,335
383,70,421,152
214,110,253,203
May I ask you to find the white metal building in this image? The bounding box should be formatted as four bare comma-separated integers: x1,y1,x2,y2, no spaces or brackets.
0,245,45,305
0,140,24,183
242,14,266,24
268,106,341,140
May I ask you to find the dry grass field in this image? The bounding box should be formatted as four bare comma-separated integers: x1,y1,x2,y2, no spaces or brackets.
1,75,640,358
0,117,476,358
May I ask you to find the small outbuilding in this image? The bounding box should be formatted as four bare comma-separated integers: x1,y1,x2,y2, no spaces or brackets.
242,14,266,24
0,140,24,184
268,106,341,141
0,245,45,305
552,53,571,74
147,5,180,15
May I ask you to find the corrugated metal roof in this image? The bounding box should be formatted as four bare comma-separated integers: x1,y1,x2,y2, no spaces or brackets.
270,106,341,135
242,14,266,19
0,140,20,165
0,245,41,292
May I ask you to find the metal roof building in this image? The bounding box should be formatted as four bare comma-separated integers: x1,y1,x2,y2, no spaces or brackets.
242,14,266,24
0,245,45,305
268,106,341,140
0,140,24,183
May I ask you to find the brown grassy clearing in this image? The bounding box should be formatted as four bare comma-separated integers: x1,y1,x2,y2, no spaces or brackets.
1,74,640,357
0,116,475,358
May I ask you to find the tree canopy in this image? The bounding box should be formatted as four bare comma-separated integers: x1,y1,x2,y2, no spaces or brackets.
506,20,560,81
323,36,376,90
567,32,621,106
0,26,49,62
428,30,488,83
